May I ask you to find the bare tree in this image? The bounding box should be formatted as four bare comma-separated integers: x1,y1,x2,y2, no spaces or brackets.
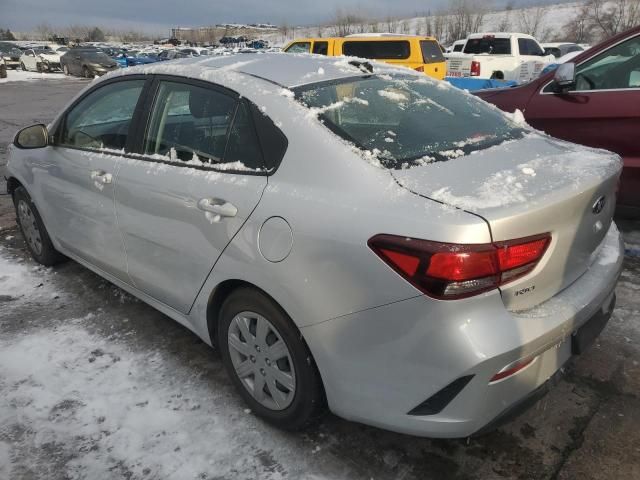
589,0,640,39
331,8,364,36
445,0,487,44
34,22,55,41
496,11,511,32
518,6,548,37
385,15,399,33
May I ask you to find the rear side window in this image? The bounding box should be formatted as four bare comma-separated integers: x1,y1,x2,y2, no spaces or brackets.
420,40,445,64
342,41,410,60
60,80,145,151
313,41,328,55
250,104,288,171
518,38,544,56
144,81,236,164
224,101,264,169
285,42,311,53
464,38,511,55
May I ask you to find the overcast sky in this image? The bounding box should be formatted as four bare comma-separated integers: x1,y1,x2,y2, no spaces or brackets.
3,0,453,35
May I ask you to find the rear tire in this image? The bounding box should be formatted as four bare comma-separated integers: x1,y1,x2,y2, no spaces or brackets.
20,62,26,71
63,64,69,75
83,66,90,78
218,287,325,430
13,187,65,266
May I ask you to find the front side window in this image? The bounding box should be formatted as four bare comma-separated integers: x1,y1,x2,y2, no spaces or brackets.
144,81,236,164
285,42,311,53
574,35,640,91
313,41,328,55
464,37,511,55
295,75,524,168
518,38,544,56
59,80,145,150
342,41,410,60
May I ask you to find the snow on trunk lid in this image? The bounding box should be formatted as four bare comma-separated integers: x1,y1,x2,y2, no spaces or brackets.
392,133,623,311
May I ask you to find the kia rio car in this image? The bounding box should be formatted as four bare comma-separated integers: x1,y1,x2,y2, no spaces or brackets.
6,54,624,438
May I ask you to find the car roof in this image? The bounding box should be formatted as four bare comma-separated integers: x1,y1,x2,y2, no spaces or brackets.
116,52,406,88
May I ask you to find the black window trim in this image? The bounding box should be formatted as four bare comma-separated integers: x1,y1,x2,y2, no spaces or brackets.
342,40,411,60
51,74,152,154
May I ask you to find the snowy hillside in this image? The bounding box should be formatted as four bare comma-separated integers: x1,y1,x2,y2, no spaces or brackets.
262,1,599,46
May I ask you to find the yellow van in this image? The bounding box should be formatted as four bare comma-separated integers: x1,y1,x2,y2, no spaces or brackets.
283,35,446,80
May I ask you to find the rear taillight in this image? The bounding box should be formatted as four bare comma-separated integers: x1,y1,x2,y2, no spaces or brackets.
368,233,550,299
470,60,481,76
414,66,425,72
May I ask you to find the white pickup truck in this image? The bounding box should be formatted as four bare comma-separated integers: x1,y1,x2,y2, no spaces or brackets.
446,32,555,83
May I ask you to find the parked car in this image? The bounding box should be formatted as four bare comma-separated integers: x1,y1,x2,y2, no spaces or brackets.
0,42,22,70
6,54,623,438
60,48,119,77
19,48,62,72
476,25,640,216
541,42,585,59
156,49,190,61
445,39,466,54
284,34,446,80
113,51,159,68
447,32,555,82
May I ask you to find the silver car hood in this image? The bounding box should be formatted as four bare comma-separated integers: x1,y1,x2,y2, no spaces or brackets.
392,133,622,310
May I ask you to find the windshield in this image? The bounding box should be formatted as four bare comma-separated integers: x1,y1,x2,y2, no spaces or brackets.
84,52,112,62
294,75,524,168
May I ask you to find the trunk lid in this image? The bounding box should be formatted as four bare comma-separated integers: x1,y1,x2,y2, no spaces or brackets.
392,133,622,311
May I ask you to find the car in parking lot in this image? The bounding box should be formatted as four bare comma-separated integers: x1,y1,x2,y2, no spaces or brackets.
541,42,585,59
476,25,640,217
6,54,624,438
60,48,119,77
19,48,62,72
0,42,23,70
284,35,446,80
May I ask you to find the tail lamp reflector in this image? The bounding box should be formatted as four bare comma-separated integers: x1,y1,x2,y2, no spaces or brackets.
368,233,550,299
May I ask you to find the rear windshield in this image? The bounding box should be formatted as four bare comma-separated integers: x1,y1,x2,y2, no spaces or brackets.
464,37,511,55
342,41,410,60
294,75,524,168
420,40,445,64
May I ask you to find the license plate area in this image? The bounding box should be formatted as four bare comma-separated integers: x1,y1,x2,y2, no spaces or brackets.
572,294,616,355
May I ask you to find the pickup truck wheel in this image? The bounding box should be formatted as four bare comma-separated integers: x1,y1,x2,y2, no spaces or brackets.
490,71,505,80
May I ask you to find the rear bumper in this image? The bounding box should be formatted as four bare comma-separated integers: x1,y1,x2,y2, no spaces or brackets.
302,222,624,438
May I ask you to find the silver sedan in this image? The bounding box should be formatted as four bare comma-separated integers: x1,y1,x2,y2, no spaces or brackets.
6,53,624,437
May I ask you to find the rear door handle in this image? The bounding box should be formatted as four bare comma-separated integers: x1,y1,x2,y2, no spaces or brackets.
197,198,237,218
91,170,112,184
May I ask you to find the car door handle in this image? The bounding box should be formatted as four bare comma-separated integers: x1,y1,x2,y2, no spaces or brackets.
197,198,237,218
91,170,112,184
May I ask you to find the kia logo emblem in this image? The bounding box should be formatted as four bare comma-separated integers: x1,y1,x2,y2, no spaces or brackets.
592,196,606,215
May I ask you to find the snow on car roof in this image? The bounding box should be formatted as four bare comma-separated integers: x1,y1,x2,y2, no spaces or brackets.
111,52,414,88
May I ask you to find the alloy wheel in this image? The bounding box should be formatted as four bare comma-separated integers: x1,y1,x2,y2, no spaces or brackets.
17,200,43,256
227,311,296,411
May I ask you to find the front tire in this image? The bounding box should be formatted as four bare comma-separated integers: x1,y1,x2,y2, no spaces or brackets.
13,187,65,266
218,287,325,430
83,66,91,78
63,64,69,75
20,62,26,71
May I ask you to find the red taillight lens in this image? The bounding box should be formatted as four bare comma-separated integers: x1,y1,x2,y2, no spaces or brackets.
470,60,481,76
368,234,550,300
414,66,425,72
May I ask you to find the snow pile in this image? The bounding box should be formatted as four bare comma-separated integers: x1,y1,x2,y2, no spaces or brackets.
0,69,79,84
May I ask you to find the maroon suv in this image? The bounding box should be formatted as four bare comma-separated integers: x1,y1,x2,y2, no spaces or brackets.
476,26,640,217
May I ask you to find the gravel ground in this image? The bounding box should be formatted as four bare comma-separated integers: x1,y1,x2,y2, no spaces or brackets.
1,78,639,480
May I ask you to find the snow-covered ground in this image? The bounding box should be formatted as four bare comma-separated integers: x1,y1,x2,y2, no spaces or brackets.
0,69,73,84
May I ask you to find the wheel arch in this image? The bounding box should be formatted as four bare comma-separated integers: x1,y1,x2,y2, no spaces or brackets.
6,177,23,197
205,280,325,385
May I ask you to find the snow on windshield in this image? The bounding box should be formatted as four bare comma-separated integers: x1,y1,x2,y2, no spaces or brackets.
295,74,525,169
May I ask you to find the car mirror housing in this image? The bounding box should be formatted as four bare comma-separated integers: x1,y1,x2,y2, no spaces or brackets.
14,124,49,149
553,62,576,92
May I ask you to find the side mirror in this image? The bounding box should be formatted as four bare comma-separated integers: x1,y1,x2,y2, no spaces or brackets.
553,62,576,92
14,124,48,149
